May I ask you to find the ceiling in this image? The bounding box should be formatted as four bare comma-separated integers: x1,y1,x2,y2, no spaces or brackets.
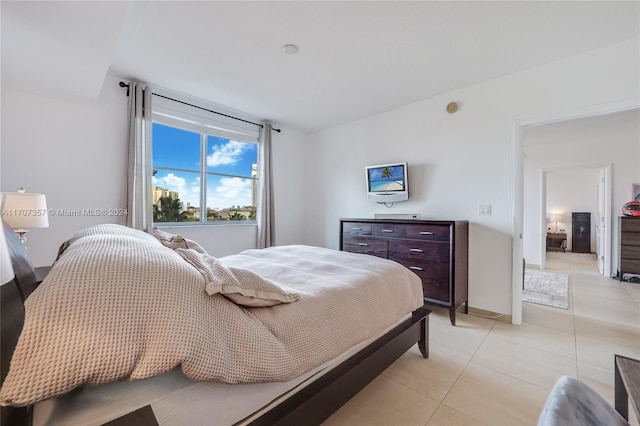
2,1,639,134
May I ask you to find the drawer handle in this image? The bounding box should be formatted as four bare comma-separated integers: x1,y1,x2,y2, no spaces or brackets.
409,248,423,253
352,227,363,231
382,229,394,233
409,266,424,271
419,231,434,235
358,243,369,247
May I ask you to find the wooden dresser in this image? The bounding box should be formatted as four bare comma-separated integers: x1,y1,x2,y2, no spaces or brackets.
619,216,640,281
340,218,468,325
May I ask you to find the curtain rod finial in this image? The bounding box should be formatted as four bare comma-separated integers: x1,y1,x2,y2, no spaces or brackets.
119,81,130,96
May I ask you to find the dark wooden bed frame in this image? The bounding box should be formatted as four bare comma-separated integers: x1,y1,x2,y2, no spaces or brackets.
0,221,430,426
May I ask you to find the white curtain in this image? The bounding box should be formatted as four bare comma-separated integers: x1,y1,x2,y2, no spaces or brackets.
126,81,153,231
257,123,275,248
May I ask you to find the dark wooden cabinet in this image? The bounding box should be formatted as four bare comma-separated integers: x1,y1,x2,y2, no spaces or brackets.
619,216,640,281
572,212,591,253
546,233,567,252
340,218,468,325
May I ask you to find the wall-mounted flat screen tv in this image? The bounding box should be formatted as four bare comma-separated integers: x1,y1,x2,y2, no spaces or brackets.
365,162,409,202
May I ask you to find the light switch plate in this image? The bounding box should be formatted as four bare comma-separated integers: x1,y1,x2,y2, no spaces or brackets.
478,204,492,215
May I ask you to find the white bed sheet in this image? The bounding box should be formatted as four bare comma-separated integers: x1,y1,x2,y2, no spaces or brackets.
33,314,412,426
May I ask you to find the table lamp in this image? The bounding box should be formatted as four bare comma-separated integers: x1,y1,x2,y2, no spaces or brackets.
550,214,561,233
0,188,49,244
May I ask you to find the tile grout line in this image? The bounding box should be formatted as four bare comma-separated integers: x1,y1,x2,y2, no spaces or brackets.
569,260,580,382
424,319,498,426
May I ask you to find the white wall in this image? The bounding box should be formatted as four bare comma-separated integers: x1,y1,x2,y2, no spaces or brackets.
1,74,311,265
306,38,640,315
270,126,311,248
2,74,129,266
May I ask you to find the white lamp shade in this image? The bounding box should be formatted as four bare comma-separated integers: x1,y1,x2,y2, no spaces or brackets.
0,228,14,285
1,191,49,229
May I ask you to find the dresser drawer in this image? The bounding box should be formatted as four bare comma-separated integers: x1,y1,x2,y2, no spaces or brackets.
621,232,640,246
621,245,640,259
372,224,406,238
389,240,450,263
620,258,640,274
621,218,640,233
342,222,372,235
402,262,451,304
405,224,451,242
342,235,388,258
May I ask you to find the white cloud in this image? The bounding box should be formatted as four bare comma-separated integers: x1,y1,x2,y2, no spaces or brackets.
207,140,249,167
161,173,186,190
211,177,253,208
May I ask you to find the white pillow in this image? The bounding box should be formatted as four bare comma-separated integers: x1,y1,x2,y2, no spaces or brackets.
56,224,160,260
152,227,207,254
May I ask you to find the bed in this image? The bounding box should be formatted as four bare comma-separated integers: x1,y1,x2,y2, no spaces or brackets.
0,221,431,426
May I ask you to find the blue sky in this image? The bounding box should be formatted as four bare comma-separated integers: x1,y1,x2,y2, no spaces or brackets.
368,165,404,182
152,123,257,209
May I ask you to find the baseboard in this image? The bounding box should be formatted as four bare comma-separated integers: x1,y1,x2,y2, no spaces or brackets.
464,306,512,324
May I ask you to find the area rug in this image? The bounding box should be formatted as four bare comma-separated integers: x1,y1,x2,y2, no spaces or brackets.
523,269,570,309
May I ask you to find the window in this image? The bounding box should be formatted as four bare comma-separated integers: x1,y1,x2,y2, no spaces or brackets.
151,93,260,225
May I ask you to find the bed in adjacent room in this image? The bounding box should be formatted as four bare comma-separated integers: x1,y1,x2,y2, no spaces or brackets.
0,222,430,426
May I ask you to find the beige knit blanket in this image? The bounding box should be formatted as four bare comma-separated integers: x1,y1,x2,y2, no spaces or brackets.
0,226,423,407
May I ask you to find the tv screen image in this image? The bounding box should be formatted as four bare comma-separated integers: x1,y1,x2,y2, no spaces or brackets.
365,162,409,203
368,165,405,192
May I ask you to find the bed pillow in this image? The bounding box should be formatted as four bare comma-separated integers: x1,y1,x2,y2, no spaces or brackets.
176,248,300,307
55,223,161,260
152,227,207,254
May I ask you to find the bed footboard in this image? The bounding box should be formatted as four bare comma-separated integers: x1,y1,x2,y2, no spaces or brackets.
249,306,431,426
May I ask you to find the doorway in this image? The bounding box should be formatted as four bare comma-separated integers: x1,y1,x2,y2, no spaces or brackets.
510,101,638,325
536,166,611,275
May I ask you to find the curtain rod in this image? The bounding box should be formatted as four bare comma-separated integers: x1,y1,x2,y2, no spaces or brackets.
119,82,281,133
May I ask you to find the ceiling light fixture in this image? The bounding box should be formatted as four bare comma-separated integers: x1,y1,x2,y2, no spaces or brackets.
282,44,299,55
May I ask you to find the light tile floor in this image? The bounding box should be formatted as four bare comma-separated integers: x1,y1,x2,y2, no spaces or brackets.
324,254,640,426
